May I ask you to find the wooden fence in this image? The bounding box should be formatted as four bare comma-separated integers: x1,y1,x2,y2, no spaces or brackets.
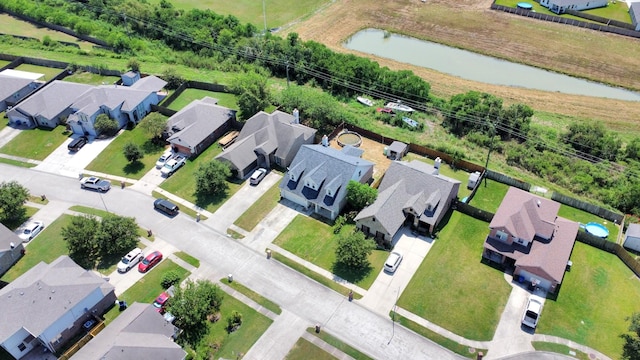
485,169,531,191
552,192,624,224
454,200,495,223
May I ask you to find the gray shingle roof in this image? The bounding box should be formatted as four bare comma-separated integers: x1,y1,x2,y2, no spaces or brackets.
7,80,92,120
355,160,460,236
71,303,185,360
627,223,640,238
0,75,34,103
70,85,154,117
166,97,235,149
0,256,114,342
129,75,167,92
0,223,21,252
632,3,640,24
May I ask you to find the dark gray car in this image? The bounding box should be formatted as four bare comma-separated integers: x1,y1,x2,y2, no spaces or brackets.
154,199,179,216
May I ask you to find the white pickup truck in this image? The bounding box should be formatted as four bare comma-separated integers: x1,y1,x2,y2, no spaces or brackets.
160,155,186,177
80,176,111,192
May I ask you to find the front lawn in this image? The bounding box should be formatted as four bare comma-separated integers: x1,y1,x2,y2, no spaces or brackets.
234,181,281,231
468,179,509,213
1,205,39,230
1,214,71,282
538,242,640,358
398,211,511,341
273,215,387,290
285,338,336,360
85,121,167,179
0,126,69,160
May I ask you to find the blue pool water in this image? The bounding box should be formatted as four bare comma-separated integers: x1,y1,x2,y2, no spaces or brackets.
584,222,609,238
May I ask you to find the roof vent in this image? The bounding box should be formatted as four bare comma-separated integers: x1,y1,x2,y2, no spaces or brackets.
20,292,24,296
536,200,541,207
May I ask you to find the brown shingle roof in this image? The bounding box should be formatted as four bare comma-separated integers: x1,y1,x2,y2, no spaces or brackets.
490,187,559,240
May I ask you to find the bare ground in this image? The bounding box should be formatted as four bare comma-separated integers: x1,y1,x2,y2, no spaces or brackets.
283,0,640,130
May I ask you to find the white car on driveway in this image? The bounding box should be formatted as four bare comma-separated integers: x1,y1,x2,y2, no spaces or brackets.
155,150,174,169
19,221,44,242
249,168,267,185
383,251,403,273
522,296,543,329
161,155,186,177
117,248,144,273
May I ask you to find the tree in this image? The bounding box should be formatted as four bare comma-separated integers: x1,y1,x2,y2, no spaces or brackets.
166,279,224,345
162,67,184,90
95,214,139,257
563,121,621,161
61,215,99,267
346,181,377,211
195,160,231,196
127,58,140,72
0,181,29,223
621,312,640,360
138,112,167,140
335,230,376,270
123,142,143,163
625,138,640,161
230,71,271,120
95,114,120,136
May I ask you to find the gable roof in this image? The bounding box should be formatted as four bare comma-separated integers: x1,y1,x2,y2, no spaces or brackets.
71,303,185,360
355,160,460,236
490,187,560,240
627,223,640,239
0,75,34,102
70,85,154,117
0,223,21,252
7,80,92,119
632,2,640,22
0,256,114,342
166,97,235,149
216,110,316,170
129,75,167,92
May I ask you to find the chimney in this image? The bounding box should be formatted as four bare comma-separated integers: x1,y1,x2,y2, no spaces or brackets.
537,200,541,207
434,157,441,169
293,108,299,124
322,135,329,147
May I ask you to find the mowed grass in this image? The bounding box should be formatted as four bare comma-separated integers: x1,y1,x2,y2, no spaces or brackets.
222,278,282,315
0,126,69,160
468,179,510,213
306,328,373,360
148,0,330,28
167,89,239,111
558,205,620,240
0,215,71,283
86,122,168,179
234,181,281,231
537,242,640,358
285,338,337,360
582,1,632,23
103,259,189,324
14,63,64,81
273,215,387,289
0,13,94,50
532,342,590,360
1,205,39,231
64,71,120,85
174,251,200,268
398,211,511,341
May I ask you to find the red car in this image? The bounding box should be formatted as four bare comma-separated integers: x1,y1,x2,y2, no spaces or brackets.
153,292,170,312
138,251,163,273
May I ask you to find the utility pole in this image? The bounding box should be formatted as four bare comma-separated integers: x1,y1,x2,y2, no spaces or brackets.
286,61,290,87
484,117,496,187
262,0,267,33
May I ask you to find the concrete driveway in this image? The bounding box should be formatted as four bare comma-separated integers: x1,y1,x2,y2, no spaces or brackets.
34,134,117,178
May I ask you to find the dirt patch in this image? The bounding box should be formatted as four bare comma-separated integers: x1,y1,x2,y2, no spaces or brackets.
283,0,640,129
329,131,391,180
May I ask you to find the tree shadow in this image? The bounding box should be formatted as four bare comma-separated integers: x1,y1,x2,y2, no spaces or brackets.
96,253,122,273
194,189,228,210
332,261,372,284
123,161,145,175
0,209,29,231
141,139,165,154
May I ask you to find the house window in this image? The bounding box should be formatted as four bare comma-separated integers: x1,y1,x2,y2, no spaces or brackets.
18,343,26,352
361,225,370,235
496,230,508,242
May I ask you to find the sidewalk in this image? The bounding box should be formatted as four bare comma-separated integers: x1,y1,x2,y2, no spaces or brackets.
239,201,302,252
242,310,308,360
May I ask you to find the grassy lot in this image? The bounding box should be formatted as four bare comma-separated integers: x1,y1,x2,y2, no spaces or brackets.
221,278,282,315
14,63,64,81
0,126,69,160
64,71,120,85
160,144,244,213
306,328,373,360
1,205,39,231
0,13,94,51
532,342,590,360
166,89,239,110
102,259,189,324
0,158,36,168
175,251,200,268
468,180,510,213
398,211,512,341
285,338,337,360
404,152,473,199
273,215,387,289
537,242,640,358
0,215,71,283
234,181,281,231
184,292,273,359
391,311,486,359
0,60,10,68
558,205,620,241
85,122,167,179
582,1,632,23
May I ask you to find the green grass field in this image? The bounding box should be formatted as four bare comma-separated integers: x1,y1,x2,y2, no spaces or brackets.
14,63,64,81
306,328,373,360
64,71,120,85
234,181,281,231
398,211,512,341
175,251,200,268
468,179,509,213
0,13,94,51
493,0,609,23
222,278,282,315
285,338,337,360
532,342,590,360
0,126,69,160
1,205,39,231
273,215,387,289
167,89,239,111
558,205,620,240
538,242,640,358
85,122,167,179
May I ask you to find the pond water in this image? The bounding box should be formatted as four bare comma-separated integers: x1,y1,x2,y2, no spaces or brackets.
343,28,640,101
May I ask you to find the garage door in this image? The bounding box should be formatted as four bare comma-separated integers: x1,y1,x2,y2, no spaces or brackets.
518,270,552,291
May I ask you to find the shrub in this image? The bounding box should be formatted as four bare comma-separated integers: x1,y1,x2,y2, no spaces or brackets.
161,270,181,289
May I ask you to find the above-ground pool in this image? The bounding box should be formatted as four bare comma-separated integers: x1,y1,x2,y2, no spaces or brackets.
336,131,363,147
584,222,609,238
517,2,533,9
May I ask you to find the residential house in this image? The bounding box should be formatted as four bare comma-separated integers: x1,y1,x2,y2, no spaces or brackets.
355,160,460,244
216,110,316,178
165,97,236,157
630,2,640,31
539,0,607,14
482,187,579,293
0,70,44,112
0,256,116,359
0,223,24,277
623,223,640,252
71,303,185,360
280,144,374,220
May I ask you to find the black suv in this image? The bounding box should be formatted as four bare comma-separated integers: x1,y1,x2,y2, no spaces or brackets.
68,136,88,152
154,199,179,216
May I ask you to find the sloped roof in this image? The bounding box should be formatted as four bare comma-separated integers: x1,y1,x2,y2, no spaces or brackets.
8,80,92,119
166,97,235,150
627,223,640,239
0,256,114,342
0,223,21,252
71,85,154,116
490,187,559,240
632,2,640,24
0,75,34,102
129,75,167,92
355,160,460,236
216,110,316,170
70,303,185,360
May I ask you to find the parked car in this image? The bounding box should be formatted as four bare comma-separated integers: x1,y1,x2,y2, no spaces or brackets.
154,199,179,216
153,292,170,312
18,221,44,242
160,155,186,177
68,136,88,152
138,251,163,273
249,168,267,185
522,296,543,329
155,150,174,169
383,251,403,273
117,248,144,273
80,176,111,192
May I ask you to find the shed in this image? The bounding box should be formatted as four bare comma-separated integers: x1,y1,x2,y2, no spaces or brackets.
468,171,481,189
121,71,140,86
387,141,408,160
624,224,640,252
